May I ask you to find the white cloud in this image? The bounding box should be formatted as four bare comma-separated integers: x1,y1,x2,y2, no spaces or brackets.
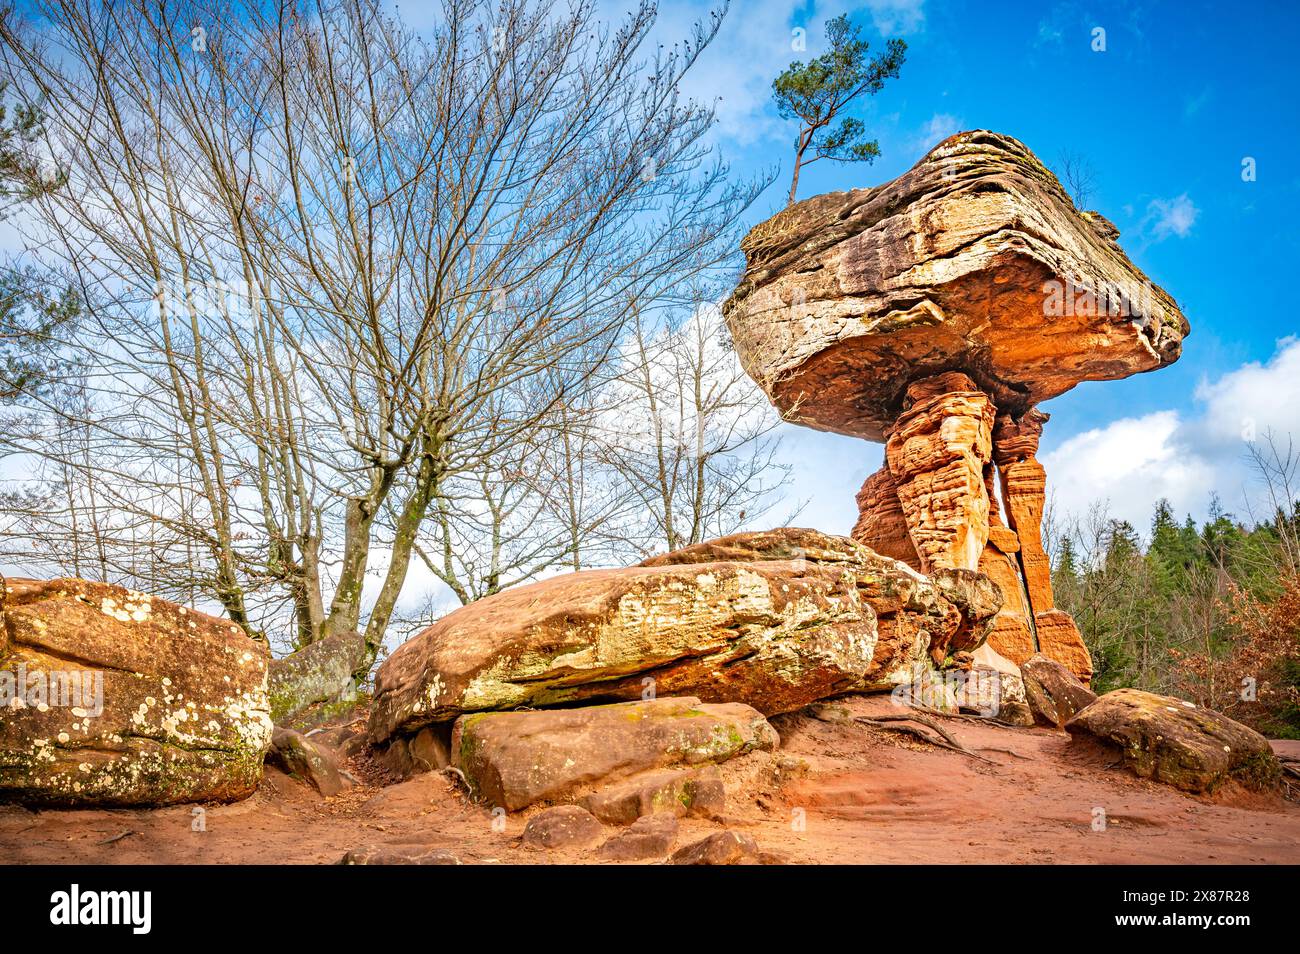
862,0,927,36
1191,335,1300,450
1144,193,1199,240
1041,410,1215,531
910,112,962,155
1040,338,1300,533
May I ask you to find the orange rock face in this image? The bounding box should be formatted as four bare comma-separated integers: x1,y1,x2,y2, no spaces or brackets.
884,372,994,573
722,130,1188,442
843,375,1093,681
978,538,1037,663
1035,610,1094,685
852,466,920,570
724,130,1191,687
994,412,1055,619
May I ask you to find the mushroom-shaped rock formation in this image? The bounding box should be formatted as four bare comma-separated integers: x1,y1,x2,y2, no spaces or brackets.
723,130,1190,683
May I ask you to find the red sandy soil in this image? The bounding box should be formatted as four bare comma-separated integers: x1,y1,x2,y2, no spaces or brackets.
3,694,1298,865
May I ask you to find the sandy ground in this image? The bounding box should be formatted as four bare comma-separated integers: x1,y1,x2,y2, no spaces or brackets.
3,694,1298,865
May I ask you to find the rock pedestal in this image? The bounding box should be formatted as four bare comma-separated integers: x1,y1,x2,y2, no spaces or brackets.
848,373,1092,681
723,131,1192,686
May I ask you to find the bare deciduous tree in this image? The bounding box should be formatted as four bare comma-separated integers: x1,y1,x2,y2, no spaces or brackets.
1055,149,1097,209
595,298,791,555
0,0,767,672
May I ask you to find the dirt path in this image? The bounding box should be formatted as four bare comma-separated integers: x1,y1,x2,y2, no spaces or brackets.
3,695,1297,865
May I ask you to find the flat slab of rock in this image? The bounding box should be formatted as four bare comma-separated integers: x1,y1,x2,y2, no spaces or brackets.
1,578,272,806
597,814,679,861
340,845,461,865
1021,653,1096,727
521,805,606,850
670,831,773,865
1065,689,1280,793
723,129,1188,441
451,696,778,811
578,765,725,825
370,528,999,740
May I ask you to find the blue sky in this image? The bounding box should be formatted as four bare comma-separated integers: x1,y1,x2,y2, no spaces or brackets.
1,0,1294,623
646,0,1300,537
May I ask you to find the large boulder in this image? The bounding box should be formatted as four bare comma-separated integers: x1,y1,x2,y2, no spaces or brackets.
370,528,1000,741
1065,689,1281,793
722,129,1188,442
450,696,778,811
1021,653,1097,727
267,726,349,797
267,628,368,724
0,578,272,806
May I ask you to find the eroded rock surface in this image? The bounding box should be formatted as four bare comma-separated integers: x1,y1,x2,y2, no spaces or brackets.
885,372,995,573
1065,689,1280,793
370,529,997,739
722,130,1187,441
0,578,272,806
450,696,777,811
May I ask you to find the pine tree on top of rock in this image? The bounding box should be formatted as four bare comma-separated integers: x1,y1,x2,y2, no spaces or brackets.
772,15,906,205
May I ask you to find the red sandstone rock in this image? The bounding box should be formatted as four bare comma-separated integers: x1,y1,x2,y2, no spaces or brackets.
0,577,272,807
521,805,606,850
994,412,1055,616
884,372,995,574
852,466,921,570
1035,610,1094,685
1020,653,1097,727
370,529,996,739
449,696,777,812
722,130,1188,441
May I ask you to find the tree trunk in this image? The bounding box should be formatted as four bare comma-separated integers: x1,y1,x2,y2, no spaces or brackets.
360,447,443,672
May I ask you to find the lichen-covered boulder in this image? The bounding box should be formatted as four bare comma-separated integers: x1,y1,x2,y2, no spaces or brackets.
1065,689,1280,793
369,529,998,741
267,628,368,724
451,696,778,811
0,578,272,806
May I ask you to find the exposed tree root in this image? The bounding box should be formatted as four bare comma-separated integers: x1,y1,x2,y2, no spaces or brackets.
854,713,996,764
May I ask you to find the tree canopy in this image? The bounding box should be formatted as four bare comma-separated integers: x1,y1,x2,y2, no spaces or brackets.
772,15,906,204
